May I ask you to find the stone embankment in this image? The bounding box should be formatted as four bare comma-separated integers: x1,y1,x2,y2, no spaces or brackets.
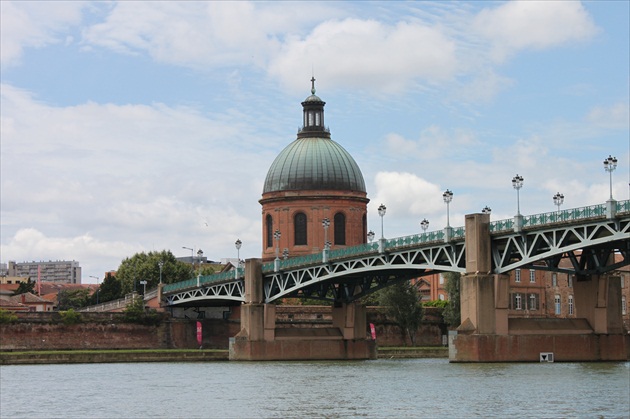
0,349,228,365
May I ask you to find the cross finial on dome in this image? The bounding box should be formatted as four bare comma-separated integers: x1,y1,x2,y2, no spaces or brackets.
311,76,316,94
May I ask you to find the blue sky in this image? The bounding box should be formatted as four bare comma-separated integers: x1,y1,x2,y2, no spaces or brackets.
1,1,628,283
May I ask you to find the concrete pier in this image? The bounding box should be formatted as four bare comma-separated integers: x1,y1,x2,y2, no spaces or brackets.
229,258,376,361
450,213,629,362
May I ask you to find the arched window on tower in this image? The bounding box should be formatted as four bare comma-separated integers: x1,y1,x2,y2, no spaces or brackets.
362,214,367,244
294,212,307,245
266,214,273,248
334,212,346,245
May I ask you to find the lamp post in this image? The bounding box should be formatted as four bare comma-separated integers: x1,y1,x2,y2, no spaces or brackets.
182,246,194,265
89,275,100,305
512,175,524,215
553,192,564,212
274,229,281,271
322,218,330,262
604,155,617,200
282,248,289,259
139,280,147,295
442,189,453,242
482,206,491,215
377,204,386,253
367,230,375,243
196,249,203,286
512,174,524,232
420,218,429,233
604,155,618,219
158,261,163,285
235,239,242,279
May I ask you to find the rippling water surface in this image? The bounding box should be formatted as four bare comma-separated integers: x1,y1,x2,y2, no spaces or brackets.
1,359,629,418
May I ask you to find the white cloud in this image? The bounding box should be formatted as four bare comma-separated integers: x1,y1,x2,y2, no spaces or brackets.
0,1,85,68
0,84,271,276
587,102,630,130
269,18,457,94
473,1,599,62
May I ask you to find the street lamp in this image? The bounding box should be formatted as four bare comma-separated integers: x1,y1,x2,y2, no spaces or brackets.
89,275,100,304
443,189,453,242
182,246,194,265
512,174,524,215
420,218,429,233
377,204,386,239
322,218,330,250
442,190,453,227
367,230,375,243
603,155,617,200
235,239,242,279
158,261,164,284
482,206,491,215
274,229,281,271
553,192,564,212
282,248,289,259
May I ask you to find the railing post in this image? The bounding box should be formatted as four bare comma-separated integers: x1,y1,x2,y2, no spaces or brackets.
606,198,617,219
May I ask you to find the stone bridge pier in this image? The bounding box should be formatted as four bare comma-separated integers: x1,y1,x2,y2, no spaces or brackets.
229,258,377,361
450,213,629,362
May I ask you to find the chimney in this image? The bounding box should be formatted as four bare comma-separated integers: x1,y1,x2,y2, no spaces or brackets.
21,294,25,304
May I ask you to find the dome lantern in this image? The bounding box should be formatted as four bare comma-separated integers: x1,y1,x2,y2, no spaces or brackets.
298,77,330,139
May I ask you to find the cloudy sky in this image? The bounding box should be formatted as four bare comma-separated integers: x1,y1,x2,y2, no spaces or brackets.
1,1,628,283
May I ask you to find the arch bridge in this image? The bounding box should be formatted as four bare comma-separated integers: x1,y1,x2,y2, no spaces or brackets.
163,200,629,307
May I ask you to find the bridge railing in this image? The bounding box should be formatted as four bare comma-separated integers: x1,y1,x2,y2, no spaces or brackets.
489,200,629,233
164,199,629,294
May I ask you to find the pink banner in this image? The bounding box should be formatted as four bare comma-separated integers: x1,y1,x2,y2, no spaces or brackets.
196,321,203,347
370,323,376,340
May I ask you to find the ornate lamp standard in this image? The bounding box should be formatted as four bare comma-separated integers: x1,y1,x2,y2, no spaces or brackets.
196,249,203,287
604,155,617,200
482,206,491,215
512,174,524,231
421,218,429,233
367,230,375,243
604,155,618,219
553,192,564,213
235,239,242,279
442,189,453,241
377,204,386,253
274,229,281,272
282,248,289,259
322,218,330,262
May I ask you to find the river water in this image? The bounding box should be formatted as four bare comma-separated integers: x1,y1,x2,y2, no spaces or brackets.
1,359,629,418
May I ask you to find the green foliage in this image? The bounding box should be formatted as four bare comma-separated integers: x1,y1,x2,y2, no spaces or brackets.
117,250,194,295
59,309,82,325
57,289,91,311
442,272,461,328
379,281,424,346
122,296,161,325
0,309,18,324
91,273,122,304
423,299,448,308
13,279,36,295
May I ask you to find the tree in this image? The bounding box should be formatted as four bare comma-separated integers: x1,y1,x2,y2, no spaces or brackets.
90,272,122,304
13,279,35,295
57,288,91,311
442,272,461,328
116,250,194,295
379,281,424,346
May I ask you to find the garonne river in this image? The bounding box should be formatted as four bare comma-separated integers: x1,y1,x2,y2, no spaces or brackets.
1,359,629,418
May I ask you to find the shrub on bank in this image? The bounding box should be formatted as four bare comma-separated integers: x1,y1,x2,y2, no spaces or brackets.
59,309,82,325
0,309,18,324
122,297,162,326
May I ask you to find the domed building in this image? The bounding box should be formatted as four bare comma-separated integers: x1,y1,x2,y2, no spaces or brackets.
260,80,370,261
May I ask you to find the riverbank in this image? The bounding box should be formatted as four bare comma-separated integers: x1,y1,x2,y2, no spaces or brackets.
0,346,448,365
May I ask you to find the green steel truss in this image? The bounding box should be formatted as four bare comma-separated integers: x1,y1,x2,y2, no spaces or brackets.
164,200,629,306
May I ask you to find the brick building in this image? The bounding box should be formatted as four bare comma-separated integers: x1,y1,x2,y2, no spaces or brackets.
260,80,369,261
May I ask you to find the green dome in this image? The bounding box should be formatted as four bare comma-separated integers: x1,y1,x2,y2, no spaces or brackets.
262,137,366,194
